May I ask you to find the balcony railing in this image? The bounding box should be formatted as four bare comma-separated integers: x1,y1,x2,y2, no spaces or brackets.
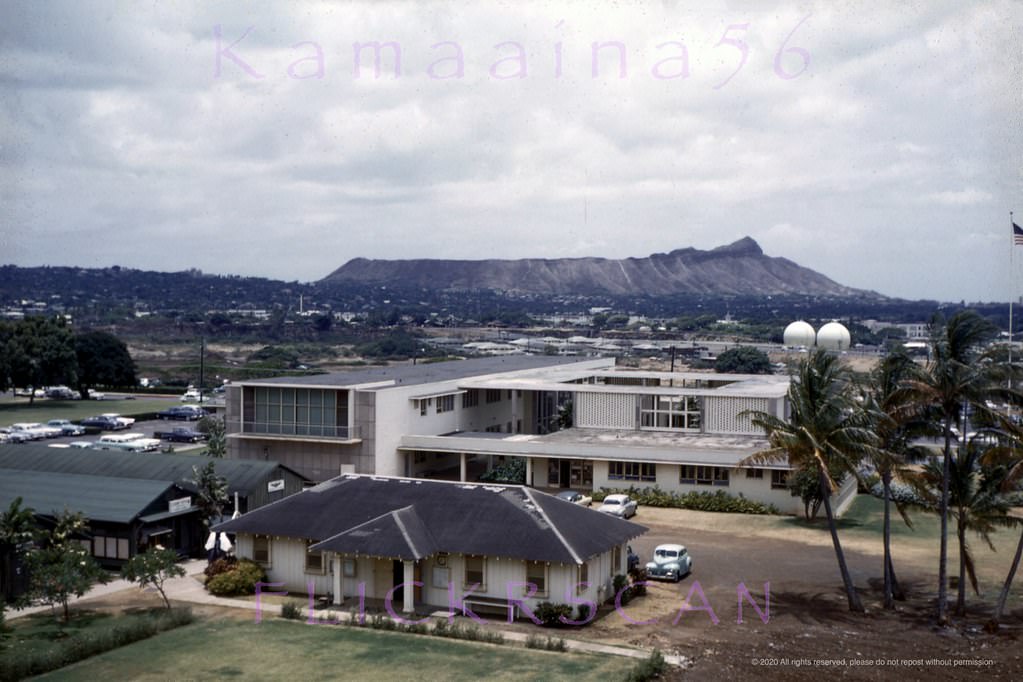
229,420,360,441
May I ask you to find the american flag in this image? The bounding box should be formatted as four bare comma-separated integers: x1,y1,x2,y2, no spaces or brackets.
1014,222,1023,246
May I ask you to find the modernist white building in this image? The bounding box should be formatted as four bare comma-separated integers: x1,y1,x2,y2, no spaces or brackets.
225,356,822,514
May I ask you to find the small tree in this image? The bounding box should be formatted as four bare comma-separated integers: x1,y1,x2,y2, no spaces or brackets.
121,548,186,609
0,497,35,605
197,415,226,458
27,510,107,622
191,462,229,529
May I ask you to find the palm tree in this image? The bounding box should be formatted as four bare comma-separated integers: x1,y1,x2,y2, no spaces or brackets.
744,350,874,612
903,310,999,625
0,496,36,604
985,429,1023,627
863,348,922,608
908,443,1017,616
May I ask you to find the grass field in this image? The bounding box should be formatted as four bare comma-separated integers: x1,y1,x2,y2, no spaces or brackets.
42,618,637,681
0,398,181,426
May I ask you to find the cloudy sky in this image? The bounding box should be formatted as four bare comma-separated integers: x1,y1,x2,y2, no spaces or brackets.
1,1,1020,301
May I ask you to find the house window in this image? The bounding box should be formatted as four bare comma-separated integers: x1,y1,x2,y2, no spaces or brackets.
526,561,547,596
639,394,701,431
342,558,357,577
612,545,622,572
680,466,730,486
464,555,485,589
462,390,479,408
485,389,502,404
771,470,789,490
608,461,656,482
92,535,129,560
577,561,589,593
746,468,764,479
437,395,454,413
419,398,431,416
253,536,271,565
305,540,324,573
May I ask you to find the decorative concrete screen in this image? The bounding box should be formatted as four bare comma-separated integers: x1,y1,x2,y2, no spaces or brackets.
703,396,769,435
576,392,636,429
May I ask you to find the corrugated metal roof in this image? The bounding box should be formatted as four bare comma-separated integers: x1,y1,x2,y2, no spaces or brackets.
0,469,175,524
0,444,298,496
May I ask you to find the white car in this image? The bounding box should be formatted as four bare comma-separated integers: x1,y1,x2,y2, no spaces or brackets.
645,544,693,582
47,419,87,436
10,422,58,440
597,494,638,518
180,389,203,402
555,490,593,506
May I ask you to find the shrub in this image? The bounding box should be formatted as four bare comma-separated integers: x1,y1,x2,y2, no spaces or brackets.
526,634,567,651
280,601,303,620
204,555,238,580
533,601,573,627
205,558,267,596
624,649,668,682
592,486,780,515
576,603,593,624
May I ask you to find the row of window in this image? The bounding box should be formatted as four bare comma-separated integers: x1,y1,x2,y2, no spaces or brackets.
600,463,789,489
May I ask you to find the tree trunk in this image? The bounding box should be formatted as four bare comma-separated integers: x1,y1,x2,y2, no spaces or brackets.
882,471,894,609
955,514,967,617
819,466,864,612
888,553,906,601
991,525,1023,625
937,420,953,625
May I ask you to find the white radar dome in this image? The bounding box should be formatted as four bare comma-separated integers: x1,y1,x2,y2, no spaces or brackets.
783,320,816,348
817,322,851,351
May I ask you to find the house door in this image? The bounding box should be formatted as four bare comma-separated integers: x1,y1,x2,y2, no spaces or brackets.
559,460,571,488
391,561,423,605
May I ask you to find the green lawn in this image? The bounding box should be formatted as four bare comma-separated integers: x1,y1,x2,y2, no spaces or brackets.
42,619,637,681
0,398,181,427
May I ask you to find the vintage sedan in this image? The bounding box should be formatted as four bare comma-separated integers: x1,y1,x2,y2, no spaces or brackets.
80,415,128,431
645,544,693,582
596,494,638,518
555,490,593,506
156,405,208,421
46,419,87,436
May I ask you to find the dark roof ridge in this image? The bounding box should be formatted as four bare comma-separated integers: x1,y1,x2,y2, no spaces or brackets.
522,487,583,565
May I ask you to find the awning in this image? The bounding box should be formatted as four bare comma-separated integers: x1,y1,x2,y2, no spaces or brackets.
139,505,200,523
409,389,467,402
142,526,173,541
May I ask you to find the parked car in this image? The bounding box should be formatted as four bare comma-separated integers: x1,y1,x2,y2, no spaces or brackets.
154,427,205,443
0,428,31,443
645,544,692,582
80,415,128,431
88,391,107,400
596,494,638,518
67,440,95,449
10,422,58,439
45,386,81,400
156,405,208,421
555,490,593,506
180,388,203,402
93,433,161,452
101,413,135,428
46,419,87,436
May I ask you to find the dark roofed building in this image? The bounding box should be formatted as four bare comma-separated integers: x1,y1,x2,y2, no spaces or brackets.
215,474,646,616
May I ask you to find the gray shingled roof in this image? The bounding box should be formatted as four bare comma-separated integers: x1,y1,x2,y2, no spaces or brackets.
0,444,297,496
239,355,597,389
0,469,176,524
215,475,646,564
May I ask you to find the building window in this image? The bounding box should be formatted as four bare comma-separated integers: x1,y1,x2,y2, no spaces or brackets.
485,389,502,404
419,398,431,416
462,390,479,408
608,461,656,482
746,468,764,479
436,395,454,413
343,558,357,577
680,466,730,486
248,387,348,438
305,541,324,573
464,555,485,589
639,394,701,431
526,561,547,596
612,545,622,572
253,536,271,565
92,535,129,560
771,470,789,489
577,561,588,593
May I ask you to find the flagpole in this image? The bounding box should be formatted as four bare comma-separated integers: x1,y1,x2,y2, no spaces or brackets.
1012,211,1016,397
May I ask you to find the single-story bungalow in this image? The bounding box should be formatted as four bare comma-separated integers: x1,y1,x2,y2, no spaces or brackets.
215,474,646,618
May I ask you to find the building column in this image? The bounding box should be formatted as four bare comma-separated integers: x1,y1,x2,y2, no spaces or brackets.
403,560,415,613
525,458,532,487
459,453,467,482
332,553,343,605
511,390,519,432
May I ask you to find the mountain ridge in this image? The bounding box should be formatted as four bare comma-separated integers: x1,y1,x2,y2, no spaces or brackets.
321,237,882,299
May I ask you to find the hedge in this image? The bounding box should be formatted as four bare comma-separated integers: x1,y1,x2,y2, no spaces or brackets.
592,486,781,515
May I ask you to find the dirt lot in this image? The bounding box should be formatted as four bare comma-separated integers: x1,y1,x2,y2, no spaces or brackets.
590,507,1023,680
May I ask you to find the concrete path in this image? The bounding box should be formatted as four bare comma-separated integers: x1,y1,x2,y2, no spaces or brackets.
7,559,688,668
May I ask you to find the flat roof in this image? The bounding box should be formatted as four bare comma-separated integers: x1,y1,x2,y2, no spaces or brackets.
399,427,787,468
237,356,612,390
